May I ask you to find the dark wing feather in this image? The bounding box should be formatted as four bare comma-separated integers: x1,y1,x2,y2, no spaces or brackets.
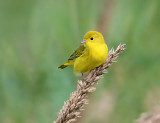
68,44,85,60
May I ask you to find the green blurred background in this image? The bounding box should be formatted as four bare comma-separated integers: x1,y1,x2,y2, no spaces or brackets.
0,0,160,123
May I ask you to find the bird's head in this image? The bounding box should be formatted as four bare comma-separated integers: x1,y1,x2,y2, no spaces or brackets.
81,31,105,44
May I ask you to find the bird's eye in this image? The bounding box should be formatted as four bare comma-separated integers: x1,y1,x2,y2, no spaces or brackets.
90,37,94,40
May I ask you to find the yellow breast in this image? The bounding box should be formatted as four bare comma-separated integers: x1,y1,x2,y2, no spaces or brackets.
74,42,108,73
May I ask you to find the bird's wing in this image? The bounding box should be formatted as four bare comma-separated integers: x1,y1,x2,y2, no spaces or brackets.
68,44,85,61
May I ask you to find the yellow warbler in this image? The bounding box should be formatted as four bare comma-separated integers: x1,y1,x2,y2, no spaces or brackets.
58,31,108,73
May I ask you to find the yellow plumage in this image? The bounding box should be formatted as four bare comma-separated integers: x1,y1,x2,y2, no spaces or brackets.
58,31,108,73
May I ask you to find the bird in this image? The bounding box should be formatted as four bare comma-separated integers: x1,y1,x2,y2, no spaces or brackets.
58,31,108,73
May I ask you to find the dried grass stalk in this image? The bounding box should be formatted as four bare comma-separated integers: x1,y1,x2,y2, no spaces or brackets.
136,108,160,123
54,44,125,123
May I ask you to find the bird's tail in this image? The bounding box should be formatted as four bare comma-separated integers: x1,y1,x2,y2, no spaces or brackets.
58,64,67,69
58,60,74,69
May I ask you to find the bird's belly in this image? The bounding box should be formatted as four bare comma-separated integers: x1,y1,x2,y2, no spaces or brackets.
74,49,107,72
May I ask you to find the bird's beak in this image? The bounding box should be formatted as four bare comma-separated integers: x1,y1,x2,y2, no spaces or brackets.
80,40,86,44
